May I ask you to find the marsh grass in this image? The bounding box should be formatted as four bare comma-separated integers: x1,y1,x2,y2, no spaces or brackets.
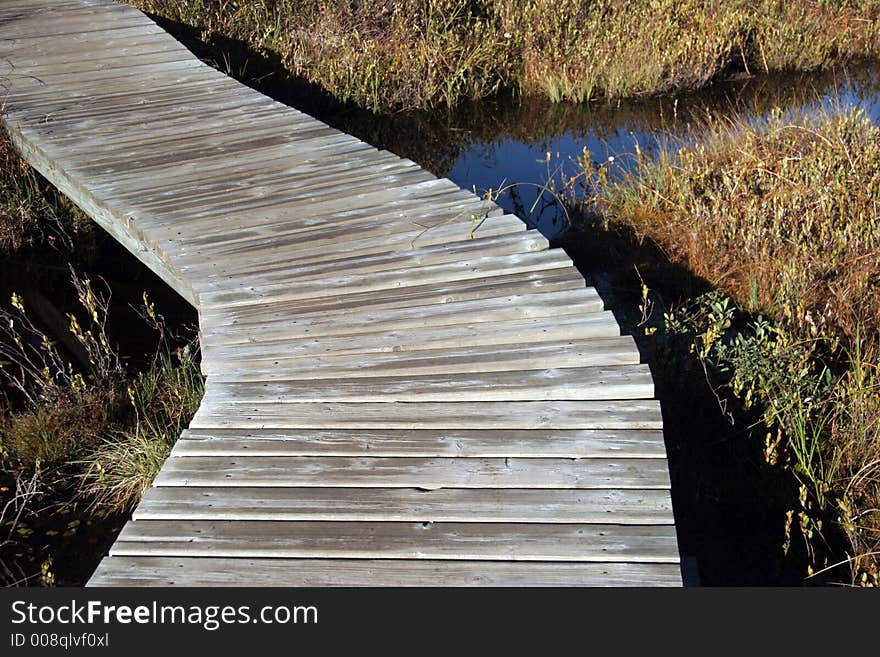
597,105,880,349
77,349,203,513
0,128,91,252
0,278,203,585
583,105,880,585
0,278,203,507
130,0,880,110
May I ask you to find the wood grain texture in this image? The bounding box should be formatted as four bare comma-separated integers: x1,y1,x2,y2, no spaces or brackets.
134,487,674,523
200,312,623,365
190,400,664,430
110,520,681,562
171,427,668,458
87,557,683,587
152,456,672,489
199,364,656,403
200,288,605,347
201,336,641,381
197,267,588,327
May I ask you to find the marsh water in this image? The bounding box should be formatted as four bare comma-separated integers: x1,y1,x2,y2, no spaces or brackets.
3,53,880,584
324,63,880,238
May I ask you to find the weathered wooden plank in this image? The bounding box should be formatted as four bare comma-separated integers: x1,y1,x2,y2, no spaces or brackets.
6,58,209,91
36,100,307,153
153,190,494,253
6,77,248,121
21,92,283,141
202,336,639,380
1,122,197,307
95,142,399,198
2,23,167,54
5,68,232,109
110,520,681,562
201,364,655,403
200,291,609,349
194,232,550,292
0,0,135,19
13,99,274,152
3,48,198,78
54,123,353,173
87,556,683,587
200,312,621,364
9,42,199,73
136,175,465,231
2,40,189,73
139,165,469,221
197,268,588,327
0,29,175,61
0,0,112,17
134,487,674,524
198,250,575,309
83,137,400,195
124,169,479,231
91,140,415,198
120,169,442,249
171,427,667,458
152,456,671,489
8,66,247,106
189,399,664,430
86,135,378,185
172,210,525,273
0,13,151,40
181,195,502,300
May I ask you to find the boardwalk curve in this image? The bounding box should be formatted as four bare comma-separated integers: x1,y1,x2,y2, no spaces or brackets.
0,0,681,586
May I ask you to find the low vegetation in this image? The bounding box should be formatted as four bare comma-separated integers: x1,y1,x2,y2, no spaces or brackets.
131,0,880,110
581,106,880,585
0,279,203,585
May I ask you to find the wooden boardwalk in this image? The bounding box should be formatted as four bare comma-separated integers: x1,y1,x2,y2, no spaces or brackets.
0,0,681,586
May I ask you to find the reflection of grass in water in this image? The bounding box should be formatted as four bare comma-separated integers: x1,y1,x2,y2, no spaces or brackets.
576,105,880,585
130,0,880,111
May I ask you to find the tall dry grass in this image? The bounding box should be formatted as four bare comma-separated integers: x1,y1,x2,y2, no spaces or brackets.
130,0,880,110
587,105,880,584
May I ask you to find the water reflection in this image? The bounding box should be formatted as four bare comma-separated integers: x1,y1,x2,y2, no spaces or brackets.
442,65,880,237
144,15,880,239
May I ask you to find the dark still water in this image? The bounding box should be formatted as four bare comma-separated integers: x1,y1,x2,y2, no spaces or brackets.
428,65,880,237
300,63,878,239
